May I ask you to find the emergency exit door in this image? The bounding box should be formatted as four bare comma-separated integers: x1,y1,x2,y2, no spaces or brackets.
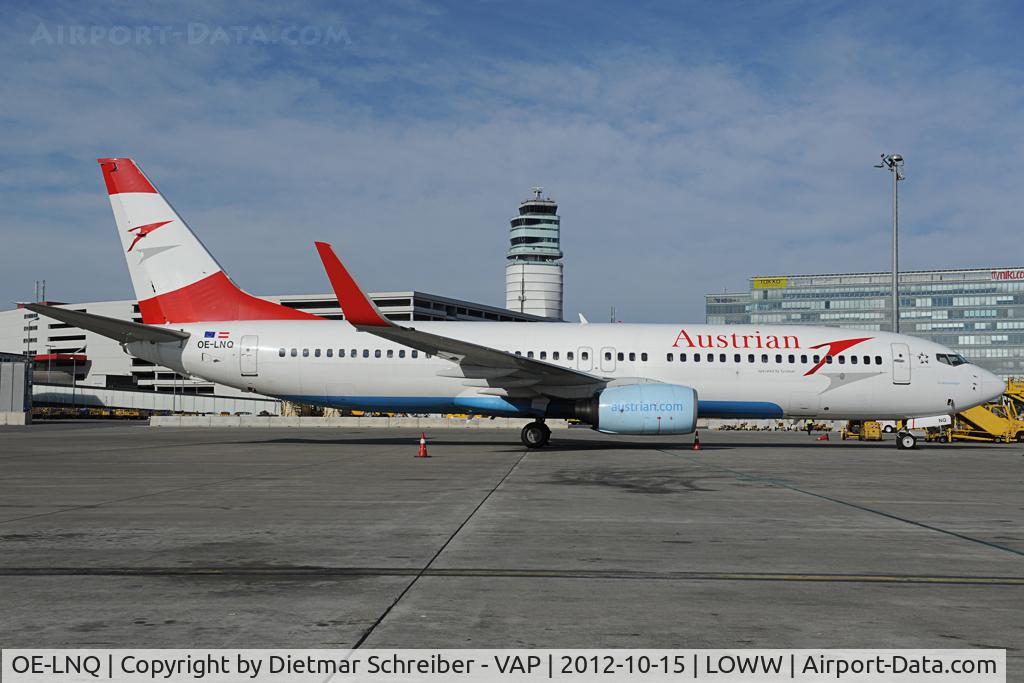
891,342,911,385
240,335,259,376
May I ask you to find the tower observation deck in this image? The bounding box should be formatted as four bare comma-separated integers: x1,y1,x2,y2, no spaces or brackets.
505,187,563,320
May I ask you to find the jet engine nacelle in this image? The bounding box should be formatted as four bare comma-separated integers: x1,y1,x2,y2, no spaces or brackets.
576,384,698,435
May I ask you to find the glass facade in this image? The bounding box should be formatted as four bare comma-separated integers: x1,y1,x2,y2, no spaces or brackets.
706,268,1024,378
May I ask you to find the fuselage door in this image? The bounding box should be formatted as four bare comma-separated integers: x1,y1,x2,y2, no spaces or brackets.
600,346,617,373
577,346,593,372
891,342,910,385
240,335,259,377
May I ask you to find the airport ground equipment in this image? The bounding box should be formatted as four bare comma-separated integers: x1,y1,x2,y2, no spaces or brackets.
935,379,1024,443
842,420,882,441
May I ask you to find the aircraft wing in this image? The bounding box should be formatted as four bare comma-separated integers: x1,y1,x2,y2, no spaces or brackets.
23,303,191,345
314,242,606,399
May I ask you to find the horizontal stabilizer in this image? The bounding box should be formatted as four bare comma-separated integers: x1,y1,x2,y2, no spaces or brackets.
24,303,190,345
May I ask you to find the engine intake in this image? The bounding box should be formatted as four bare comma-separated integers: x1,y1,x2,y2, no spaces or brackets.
575,384,698,435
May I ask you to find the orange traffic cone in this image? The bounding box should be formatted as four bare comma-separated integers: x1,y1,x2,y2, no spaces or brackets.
816,433,829,441
417,432,430,458
693,431,702,451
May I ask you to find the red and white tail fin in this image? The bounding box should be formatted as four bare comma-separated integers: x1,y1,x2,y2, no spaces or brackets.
98,158,316,324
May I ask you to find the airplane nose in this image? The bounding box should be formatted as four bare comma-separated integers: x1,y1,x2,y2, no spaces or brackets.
980,371,1006,403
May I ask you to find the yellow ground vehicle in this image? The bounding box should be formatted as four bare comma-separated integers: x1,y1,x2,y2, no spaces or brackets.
946,378,1024,443
842,420,882,441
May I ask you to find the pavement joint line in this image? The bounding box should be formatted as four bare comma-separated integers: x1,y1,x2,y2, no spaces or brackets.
664,449,1024,559
1,567,1022,585
352,451,529,650
0,451,380,526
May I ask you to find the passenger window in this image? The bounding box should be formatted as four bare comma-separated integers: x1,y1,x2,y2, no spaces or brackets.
761,354,768,363
326,349,333,358
362,349,369,358
825,355,833,364
553,351,559,360
290,348,297,357
801,354,807,363
567,351,574,360
788,354,794,363
540,351,547,360
667,353,674,362
641,353,648,361
628,352,635,361
618,352,625,361
680,353,687,362
604,352,611,361
528,351,535,359
515,351,522,356
399,350,406,358
850,355,857,364
412,350,419,358
581,351,589,360
707,353,714,362
863,355,870,365
748,354,754,363
375,349,382,358
314,349,321,358
302,349,309,357
278,348,285,357
875,355,882,365
694,354,701,362
775,354,782,363
339,349,346,358
386,349,394,358
813,355,820,363
718,353,725,362
838,356,845,364
734,354,741,363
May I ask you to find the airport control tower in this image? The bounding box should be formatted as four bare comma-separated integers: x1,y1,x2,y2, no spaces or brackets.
505,187,564,320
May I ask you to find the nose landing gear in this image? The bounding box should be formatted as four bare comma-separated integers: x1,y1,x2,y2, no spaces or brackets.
521,420,551,448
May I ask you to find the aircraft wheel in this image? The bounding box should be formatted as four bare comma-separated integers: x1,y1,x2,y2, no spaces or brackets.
883,425,895,433
521,421,550,449
897,432,917,450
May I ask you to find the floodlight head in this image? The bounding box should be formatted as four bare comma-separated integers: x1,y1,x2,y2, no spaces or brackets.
891,154,903,163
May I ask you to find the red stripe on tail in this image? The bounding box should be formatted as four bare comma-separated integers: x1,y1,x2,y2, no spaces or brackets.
137,271,321,324
98,158,158,195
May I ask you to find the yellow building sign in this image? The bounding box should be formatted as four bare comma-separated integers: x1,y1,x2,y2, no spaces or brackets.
753,277,788,289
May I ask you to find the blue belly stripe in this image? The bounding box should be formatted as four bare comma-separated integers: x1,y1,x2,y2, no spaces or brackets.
698,400,784,418
278,395,542,416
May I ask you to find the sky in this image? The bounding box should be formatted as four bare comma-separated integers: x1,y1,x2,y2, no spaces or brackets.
1,0,1022,322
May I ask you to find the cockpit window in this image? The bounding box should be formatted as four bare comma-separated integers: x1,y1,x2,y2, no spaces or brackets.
936,353,970,366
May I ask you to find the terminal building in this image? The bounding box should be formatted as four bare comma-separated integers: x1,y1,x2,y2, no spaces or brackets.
706,267,1024,378
505,188,564,320
0,292,544,401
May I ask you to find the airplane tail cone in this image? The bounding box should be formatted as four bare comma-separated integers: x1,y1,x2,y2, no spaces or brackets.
417,432,430,458
693,431,701,451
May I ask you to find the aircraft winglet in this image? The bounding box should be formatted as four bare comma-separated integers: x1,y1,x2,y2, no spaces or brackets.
314,242,391,327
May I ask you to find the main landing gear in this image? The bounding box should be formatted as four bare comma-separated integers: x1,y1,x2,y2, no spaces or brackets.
896,431,917,450
521,420,551,449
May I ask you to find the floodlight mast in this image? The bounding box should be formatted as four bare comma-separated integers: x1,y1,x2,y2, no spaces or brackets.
875,154,905,333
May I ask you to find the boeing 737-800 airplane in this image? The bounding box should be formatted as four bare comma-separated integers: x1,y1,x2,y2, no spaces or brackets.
28,158,1004,449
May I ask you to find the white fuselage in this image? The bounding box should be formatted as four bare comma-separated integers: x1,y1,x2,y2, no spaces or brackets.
128,320,1004,421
